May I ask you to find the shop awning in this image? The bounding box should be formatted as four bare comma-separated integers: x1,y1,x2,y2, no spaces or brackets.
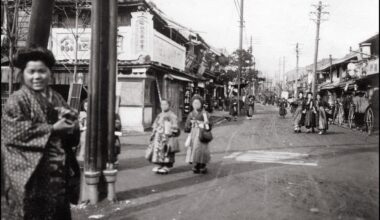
164,74,193,82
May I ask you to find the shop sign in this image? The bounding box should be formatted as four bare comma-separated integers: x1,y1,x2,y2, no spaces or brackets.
364,58,379,76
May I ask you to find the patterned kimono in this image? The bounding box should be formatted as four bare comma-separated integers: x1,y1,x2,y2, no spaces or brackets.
315,99,329,131
1,86,80,220
292,98,306,130
184,110,212,164
150,111,180,167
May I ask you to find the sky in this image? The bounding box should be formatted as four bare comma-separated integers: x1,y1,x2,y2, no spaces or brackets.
150,0,379,79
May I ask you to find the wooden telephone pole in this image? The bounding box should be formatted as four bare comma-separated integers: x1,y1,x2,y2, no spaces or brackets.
237,0,244,115
311,1,329,97
295,43,299,97
27,0,54,48
85,0,118,204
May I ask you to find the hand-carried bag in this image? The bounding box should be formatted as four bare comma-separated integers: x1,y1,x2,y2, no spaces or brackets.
168,138,180,153
199,112,213,143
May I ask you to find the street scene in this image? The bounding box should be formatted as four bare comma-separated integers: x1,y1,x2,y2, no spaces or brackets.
71,104,379,220
1,0,379,219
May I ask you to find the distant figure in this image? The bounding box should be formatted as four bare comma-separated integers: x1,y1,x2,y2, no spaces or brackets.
293,92,306,133
229,95,239,121
246,95,255,119
279,98,288,118
304,92,317,133
315,93,329,135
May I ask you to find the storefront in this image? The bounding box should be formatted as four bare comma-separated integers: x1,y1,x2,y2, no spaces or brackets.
117,65,194,132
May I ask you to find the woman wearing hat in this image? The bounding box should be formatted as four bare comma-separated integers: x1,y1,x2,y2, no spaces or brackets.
1,47,80,219
184,95,212,174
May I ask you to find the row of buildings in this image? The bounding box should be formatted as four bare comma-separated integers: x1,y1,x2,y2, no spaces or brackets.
1,0,231,132
284,33,379,104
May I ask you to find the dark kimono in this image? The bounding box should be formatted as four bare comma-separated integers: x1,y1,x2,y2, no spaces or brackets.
246,99,255,117
304,99,317,129
1,86,80,220
184,110,212,164
292,98,306,130
279,101,287,117
229,97,238,117
315,99,329,131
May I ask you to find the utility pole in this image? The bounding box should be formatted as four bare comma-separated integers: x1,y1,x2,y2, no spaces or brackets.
295,43,299,97
237,0,244,115
74,0,79,81
27,0,54,48
85,0,118,204
310,1,329,97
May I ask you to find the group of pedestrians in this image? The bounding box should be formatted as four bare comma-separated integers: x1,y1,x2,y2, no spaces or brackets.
146,95,213,175
292,91,329,135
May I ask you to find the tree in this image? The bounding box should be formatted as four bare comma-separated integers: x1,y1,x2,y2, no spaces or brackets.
224,49,257,83
1,0,32,94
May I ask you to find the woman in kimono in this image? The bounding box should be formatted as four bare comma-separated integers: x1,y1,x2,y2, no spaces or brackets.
315,93,329,135
148,99,180,175
292,92,306,133
184,95,212,174
279,98,288,118
1,47,80,219
229,94,238,121
304,92,317,133
246,95,255,119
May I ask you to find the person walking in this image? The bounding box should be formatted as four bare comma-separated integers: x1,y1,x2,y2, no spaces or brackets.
315,93,329,135
292,92,306,133
1,47,80,219
146,99,180,175
246,95,255,119
229,94,238,121
279,98,288,118
304,92,317,133
184,95,212,174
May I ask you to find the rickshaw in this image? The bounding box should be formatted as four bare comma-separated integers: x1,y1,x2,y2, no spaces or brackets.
347,89,378,135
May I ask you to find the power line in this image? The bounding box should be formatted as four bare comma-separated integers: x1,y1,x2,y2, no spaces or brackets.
233,0,241,18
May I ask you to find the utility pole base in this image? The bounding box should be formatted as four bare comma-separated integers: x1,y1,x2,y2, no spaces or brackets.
84,171,101,204
103,169,118,202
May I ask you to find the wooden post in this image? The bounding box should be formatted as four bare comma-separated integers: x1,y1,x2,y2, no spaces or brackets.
103,0,118,202
27,0,55,48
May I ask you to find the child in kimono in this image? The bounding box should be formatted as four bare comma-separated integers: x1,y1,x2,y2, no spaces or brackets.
149,99,180,174
184,95,212,174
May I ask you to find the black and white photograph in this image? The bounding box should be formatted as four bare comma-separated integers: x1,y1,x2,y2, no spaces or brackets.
1,0,379,219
